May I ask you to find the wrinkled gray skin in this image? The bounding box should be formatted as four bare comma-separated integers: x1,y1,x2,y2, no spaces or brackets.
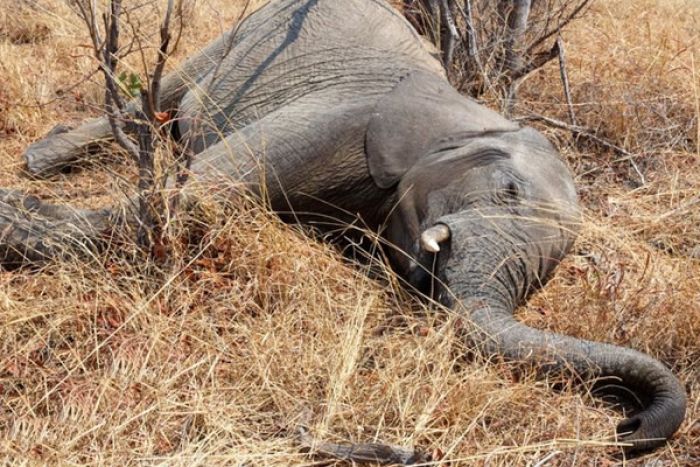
9,0,686,452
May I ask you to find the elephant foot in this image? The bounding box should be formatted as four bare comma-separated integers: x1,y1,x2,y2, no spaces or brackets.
0,189,114,266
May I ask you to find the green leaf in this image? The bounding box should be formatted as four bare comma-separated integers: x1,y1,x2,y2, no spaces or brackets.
117,71,143,98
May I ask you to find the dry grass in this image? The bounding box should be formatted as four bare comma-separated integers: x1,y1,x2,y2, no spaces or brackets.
0,0,698,465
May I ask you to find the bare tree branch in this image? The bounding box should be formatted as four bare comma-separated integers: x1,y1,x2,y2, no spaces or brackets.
404,0,590,100
526,0,591,55
102,0,140,161
143,0,174,121
510,38,560,81
135,112,155,249
205,0,253,95
461,0,479,59
71,0,179,252
556,35,577,126
103,0,127,112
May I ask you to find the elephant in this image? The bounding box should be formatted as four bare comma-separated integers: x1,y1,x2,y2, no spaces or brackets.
1,0,686,454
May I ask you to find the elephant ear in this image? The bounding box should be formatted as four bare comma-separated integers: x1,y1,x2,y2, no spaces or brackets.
365,70,519,188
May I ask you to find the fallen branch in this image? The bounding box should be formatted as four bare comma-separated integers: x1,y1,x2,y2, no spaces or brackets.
295,410,429,466
297,427,429,465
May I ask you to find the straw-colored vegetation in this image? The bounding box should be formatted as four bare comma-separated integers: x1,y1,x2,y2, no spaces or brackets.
0,0,698,464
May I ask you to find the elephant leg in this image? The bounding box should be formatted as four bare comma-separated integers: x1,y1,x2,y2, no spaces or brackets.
184,97,375,214
0,189,114,266
179,120,307,212
0,117,270,267
0,115,297,267
23,29,238,177
3,96,372,267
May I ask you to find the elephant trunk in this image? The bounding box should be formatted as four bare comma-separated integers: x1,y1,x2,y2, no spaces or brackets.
461,300,686,451
437,219,686,452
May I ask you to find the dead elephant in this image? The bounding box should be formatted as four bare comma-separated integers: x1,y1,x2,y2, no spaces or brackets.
1,0,686,454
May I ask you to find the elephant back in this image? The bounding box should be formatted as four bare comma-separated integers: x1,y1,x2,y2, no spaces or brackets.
178,0,443,147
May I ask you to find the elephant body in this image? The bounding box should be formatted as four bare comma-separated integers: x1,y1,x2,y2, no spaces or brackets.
10,0,686,453
177,0,443,225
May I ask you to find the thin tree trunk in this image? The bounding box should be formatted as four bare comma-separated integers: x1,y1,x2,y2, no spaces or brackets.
439,0,458,66
502,0,532,77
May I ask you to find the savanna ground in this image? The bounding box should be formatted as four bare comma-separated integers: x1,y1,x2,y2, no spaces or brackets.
0,0,698,464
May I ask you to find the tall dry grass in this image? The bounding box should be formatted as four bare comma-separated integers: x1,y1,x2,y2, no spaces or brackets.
0,0,698,465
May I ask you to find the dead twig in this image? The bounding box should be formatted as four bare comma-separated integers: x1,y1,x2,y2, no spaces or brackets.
297,426,429,465
556,35,577,126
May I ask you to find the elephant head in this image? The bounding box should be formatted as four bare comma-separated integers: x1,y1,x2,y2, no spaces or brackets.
366,71,686,451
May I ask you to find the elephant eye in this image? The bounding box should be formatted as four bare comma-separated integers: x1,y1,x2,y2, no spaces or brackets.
498,180,520,204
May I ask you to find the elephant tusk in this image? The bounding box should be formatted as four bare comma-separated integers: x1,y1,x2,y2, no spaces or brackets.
420,224,450,253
